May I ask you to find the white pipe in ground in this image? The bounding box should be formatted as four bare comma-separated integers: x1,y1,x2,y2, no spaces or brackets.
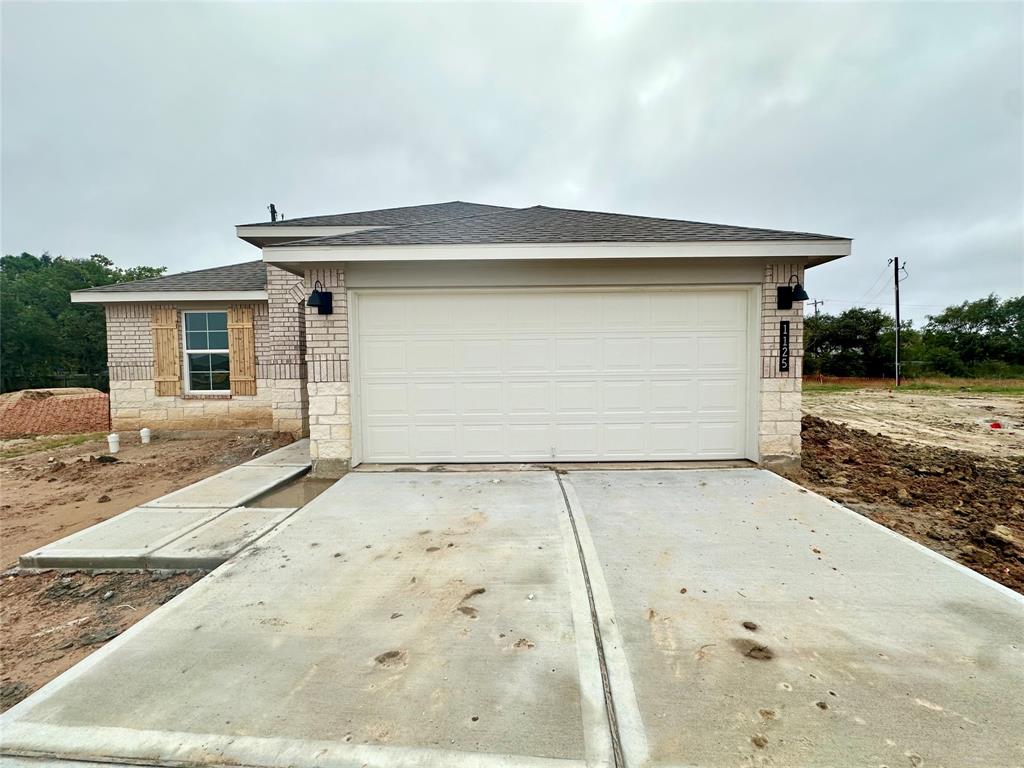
107,433,120,454
140,427,151,445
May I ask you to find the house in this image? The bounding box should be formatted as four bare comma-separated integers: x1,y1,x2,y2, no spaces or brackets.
71,201,851,476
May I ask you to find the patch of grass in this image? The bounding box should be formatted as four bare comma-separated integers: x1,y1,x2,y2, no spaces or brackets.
0,432,107,459
803,377,1024,395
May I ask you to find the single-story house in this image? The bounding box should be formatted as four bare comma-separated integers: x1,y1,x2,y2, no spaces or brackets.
71,201,851,476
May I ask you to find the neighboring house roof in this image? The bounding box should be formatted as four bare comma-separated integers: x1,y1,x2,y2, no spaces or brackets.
266,205,849,248
80,261,267,293
239,201,513,228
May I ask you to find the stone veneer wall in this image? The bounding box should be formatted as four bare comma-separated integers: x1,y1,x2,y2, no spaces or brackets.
105,302,274,431
303,267,351,477
759,262,805,466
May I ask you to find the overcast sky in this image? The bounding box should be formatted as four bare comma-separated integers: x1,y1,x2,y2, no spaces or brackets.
3,1,1022,323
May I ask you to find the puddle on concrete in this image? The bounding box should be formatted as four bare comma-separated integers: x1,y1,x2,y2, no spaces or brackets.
247,473,336,508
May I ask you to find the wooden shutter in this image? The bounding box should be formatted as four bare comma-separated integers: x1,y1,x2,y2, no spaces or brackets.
227,305,257,396
151,306,181,397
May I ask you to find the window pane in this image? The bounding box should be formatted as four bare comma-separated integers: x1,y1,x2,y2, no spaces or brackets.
190,371,211,391
210,371,231,390
188,353,211,372
186,331,209,351
209,353,230,372
185,313,208,332
208,331,229,350
206,312,228,331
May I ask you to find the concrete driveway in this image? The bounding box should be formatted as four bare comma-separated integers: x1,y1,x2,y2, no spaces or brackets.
2,469,1022,768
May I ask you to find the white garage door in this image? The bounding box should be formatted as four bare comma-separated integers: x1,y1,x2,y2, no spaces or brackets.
353,289,752,463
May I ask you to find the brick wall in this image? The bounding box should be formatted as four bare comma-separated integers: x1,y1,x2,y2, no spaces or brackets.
303,267,351,477
104,302,273,431
265,266,309,436
759,263,805,464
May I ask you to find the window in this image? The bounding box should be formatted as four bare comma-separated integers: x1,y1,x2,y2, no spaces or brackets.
183,311,230,392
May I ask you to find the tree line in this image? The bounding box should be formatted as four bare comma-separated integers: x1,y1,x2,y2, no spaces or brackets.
0,252,1020,392
805,296,1024,379
1,253,164,392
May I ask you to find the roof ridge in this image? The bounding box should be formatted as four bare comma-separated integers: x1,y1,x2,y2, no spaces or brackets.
531,205,848,240
238,200,513,228
266,205,530,248
74,260,266,293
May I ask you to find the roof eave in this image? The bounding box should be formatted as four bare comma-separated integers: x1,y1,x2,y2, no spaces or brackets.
262,239,852,266
70,290,269,304
235,225,389,247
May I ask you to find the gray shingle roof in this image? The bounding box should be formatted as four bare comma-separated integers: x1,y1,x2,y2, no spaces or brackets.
268,206,848,248
239,201,513,228
80,261,267,293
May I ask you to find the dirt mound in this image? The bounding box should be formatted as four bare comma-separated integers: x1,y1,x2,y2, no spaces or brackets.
0,388,109,438
780,416,1024,594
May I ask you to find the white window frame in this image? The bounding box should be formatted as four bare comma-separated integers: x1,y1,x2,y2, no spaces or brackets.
181,310,232,395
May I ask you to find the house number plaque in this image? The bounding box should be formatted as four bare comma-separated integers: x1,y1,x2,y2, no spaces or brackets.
779,321,790,372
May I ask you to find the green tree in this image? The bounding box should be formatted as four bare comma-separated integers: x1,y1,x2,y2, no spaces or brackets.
922,295,1024,376
804,308,897,377
0,253,165,391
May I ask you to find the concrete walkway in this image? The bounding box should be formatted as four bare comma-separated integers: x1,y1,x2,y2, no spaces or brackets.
2,469,1022,768
19,440,311,570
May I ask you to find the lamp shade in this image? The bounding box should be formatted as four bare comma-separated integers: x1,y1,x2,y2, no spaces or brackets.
791,282,810,302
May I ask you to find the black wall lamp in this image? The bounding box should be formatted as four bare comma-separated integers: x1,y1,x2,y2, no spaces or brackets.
777,275,810,310
307,280,333,315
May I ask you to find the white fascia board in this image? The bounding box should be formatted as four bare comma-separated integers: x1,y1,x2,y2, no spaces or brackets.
70,290,268,304
262,239,852,265
235,225,389,239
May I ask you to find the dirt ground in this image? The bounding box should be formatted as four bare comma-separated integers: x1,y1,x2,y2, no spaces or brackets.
0,431,293,567
784,390,1024,594
803,389,1023,457
0,569,203,711
0,430,294,712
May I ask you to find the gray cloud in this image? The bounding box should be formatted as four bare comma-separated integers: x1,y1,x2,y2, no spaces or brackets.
3,1,1021,323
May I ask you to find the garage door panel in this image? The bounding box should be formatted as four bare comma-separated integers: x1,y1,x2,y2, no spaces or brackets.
462,382,503,415
601,423,647,457
411,426,459,459
462,425,504,459
460,340,502,372
407,340,455,372
603,294,649,329
699,292,747,329
507,339,549,372
650,379,697,413
698,336,744,370
555,381,599,414
364,425,410,462
356,290,751,462
409,383,456,416
698,422,744,455
555,338,601,372
555,424,600,459
508,382,551,415
650,337,697,371
506,295,555,330
363,383,409,416
604,337,647,371
508,424,553,460
650,422,697,456
603,380,646,414
698,380,743,413
362,341,406,375
650,293,699,329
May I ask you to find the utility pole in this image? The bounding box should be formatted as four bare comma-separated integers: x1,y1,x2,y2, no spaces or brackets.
809,299,824,316
888,258,908,386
